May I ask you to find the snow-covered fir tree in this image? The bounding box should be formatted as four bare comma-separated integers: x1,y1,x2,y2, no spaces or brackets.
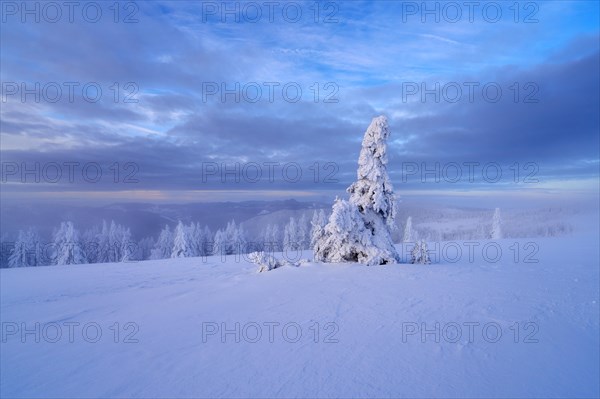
314,116,400,265
186,222,201,257
490,208,503,239
171,220,191,258
53,221,87,265
310,209,327,250
313,198,374,263
410,239,431,265
151,225,174,260
8,228,42,268
403,216,413,242
111,221,132,262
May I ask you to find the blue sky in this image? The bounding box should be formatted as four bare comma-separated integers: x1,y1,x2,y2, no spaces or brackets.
1,0,598,204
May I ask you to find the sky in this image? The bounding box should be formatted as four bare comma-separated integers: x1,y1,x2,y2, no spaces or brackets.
1,0,599,205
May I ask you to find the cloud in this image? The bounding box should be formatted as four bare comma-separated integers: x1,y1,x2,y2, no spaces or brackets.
1,1,598,201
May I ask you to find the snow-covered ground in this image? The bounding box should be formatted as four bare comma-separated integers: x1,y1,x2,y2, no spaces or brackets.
1,215,599,398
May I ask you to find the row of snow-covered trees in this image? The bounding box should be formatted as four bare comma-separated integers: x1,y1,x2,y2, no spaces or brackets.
1,205,504,268
2,208,505,268
400,208,503,243
5,220,137,267
4,220,133,267
149,212,327,260
1,210,331,268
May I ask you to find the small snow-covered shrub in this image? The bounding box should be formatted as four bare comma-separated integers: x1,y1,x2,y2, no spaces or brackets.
249,251,283,273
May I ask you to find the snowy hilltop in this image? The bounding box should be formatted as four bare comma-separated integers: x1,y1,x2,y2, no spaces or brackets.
314,116,400,265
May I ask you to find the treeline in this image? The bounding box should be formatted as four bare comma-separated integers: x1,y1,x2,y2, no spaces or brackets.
0,210,329,268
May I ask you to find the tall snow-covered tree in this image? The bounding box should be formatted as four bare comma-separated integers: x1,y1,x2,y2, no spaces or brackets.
151,225,173,260
8,228,42,267
347,116,397,225
119,227,133,262
490,208,503,239
186,222,201,257
315,116,400,265
403,216,413,242
410,239,431,265
171,220,191,258
310,209,327,250
53,221,87,265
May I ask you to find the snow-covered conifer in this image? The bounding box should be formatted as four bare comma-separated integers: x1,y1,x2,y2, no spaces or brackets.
315,116,400,265
171,220,191,258
53,222,87,265
119,227,133,262
313,198,375,264
310,209,327,250
410,239,431,265
150,225,173,260
8,228,42,267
